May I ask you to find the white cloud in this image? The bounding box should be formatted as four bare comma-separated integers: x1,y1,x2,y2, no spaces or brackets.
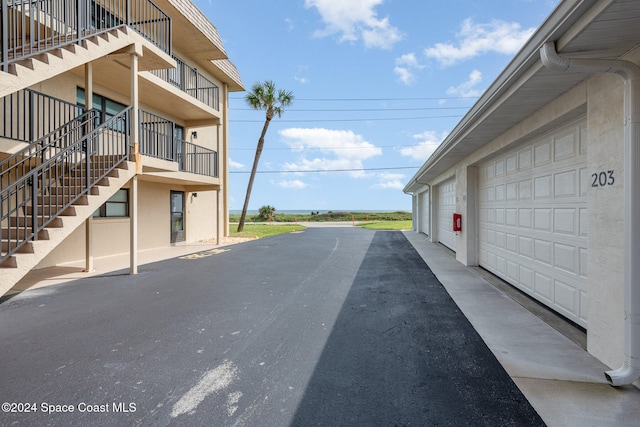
229,158,245,169
400,131,447,161
304,0,403,49
373,172,405,190
278,179,308,189
394,67,414,85
447,69,483,98
279,127,381,177
425,18,535,66
393,53,424,85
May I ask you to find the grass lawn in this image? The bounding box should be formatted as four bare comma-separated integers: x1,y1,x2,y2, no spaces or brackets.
229,211,411,223
229,223,306,239
358,220,413,230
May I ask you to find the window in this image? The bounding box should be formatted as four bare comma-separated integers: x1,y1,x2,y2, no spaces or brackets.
77,88,126,123
94,189,129,218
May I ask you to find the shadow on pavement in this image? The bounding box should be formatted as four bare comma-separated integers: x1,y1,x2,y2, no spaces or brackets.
291,231,544,426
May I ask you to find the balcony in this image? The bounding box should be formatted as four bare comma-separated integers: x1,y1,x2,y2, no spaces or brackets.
150,55,220,111
138,109,218,179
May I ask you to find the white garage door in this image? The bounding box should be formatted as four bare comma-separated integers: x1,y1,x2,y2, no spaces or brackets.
418,190,430,235
437,177,457,251
478,119,588,327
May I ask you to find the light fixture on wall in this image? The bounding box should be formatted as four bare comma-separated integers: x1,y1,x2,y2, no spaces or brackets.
192,192,198,198
191,131,198,139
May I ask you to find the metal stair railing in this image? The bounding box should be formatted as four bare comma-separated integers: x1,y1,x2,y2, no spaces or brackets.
0,108,100,193
0,106,131,262
1,88,87,143
1,0,171,73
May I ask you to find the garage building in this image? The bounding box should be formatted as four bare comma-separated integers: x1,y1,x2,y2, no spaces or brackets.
404,0,640,387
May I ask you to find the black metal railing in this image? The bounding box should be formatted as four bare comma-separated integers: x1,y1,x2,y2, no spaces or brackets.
0,108,99,193
0,107,131,262
1,88,86,143
139,109,175,161
150,54,220,110
179,140,218,177
1,0,171,73
138,109,218,177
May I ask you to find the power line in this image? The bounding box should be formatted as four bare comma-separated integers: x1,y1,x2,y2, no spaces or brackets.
231,106,469,112
229,166,421,174
230,96,478,102
231,114,464,123
230,144,423,151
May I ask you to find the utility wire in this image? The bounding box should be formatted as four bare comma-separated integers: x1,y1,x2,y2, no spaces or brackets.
229,96,478,101
229,166,421,174
231,114,464,123
230,144,425,151
231,106,469,112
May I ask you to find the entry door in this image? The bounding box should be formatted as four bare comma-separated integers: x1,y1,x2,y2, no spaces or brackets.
171,191,185,243
437,177,457,251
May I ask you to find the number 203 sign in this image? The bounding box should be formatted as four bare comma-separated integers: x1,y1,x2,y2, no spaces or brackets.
591,170,615,187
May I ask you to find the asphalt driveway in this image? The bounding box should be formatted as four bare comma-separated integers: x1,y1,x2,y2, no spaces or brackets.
0,227,543,426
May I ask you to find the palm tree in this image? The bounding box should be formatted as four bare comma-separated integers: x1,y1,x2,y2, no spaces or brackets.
259,205,276,221
237,81,294,232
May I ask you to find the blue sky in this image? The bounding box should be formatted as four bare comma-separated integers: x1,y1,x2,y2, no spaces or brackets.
193,0,559,212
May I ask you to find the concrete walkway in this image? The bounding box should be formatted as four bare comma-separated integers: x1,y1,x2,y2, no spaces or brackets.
403,230,640,427
8,225,640,426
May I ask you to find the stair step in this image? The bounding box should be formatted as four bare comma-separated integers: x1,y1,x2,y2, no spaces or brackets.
0,256,17,269
1,229,50,240
59,176,110,186
71,168,120,179
24,205,76,216
1,240,34,254
9,216,63,228
37,194,89,206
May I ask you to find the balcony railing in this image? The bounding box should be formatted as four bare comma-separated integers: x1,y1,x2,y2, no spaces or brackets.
1,0,171,73
150,55,220,111
1,88,86,143
139,109,218,177
179,140,218,177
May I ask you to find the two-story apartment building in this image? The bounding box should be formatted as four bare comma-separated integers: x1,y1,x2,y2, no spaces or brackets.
404,0,640,386
0,0,244,295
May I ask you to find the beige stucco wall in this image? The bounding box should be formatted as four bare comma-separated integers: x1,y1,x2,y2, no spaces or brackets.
36,179,219,268
422,70,629,369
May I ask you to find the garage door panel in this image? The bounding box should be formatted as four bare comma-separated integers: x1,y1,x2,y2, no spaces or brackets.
554,208,578,235
479,119,588,328
555,279,577,314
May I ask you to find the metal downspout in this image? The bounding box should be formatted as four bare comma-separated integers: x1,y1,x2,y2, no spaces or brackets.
541,42,640,386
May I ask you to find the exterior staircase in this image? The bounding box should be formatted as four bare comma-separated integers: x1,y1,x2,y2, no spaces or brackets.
0,0,175,296
1,0,172,98
0,105,135,296
1,27,137,98
0,160,135,295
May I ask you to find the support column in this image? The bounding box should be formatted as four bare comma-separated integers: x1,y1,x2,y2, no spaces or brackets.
84,63,94,272
130,50,140,274
222,84,230,237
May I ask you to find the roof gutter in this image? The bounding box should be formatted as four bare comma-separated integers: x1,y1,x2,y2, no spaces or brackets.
541,41,640,386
